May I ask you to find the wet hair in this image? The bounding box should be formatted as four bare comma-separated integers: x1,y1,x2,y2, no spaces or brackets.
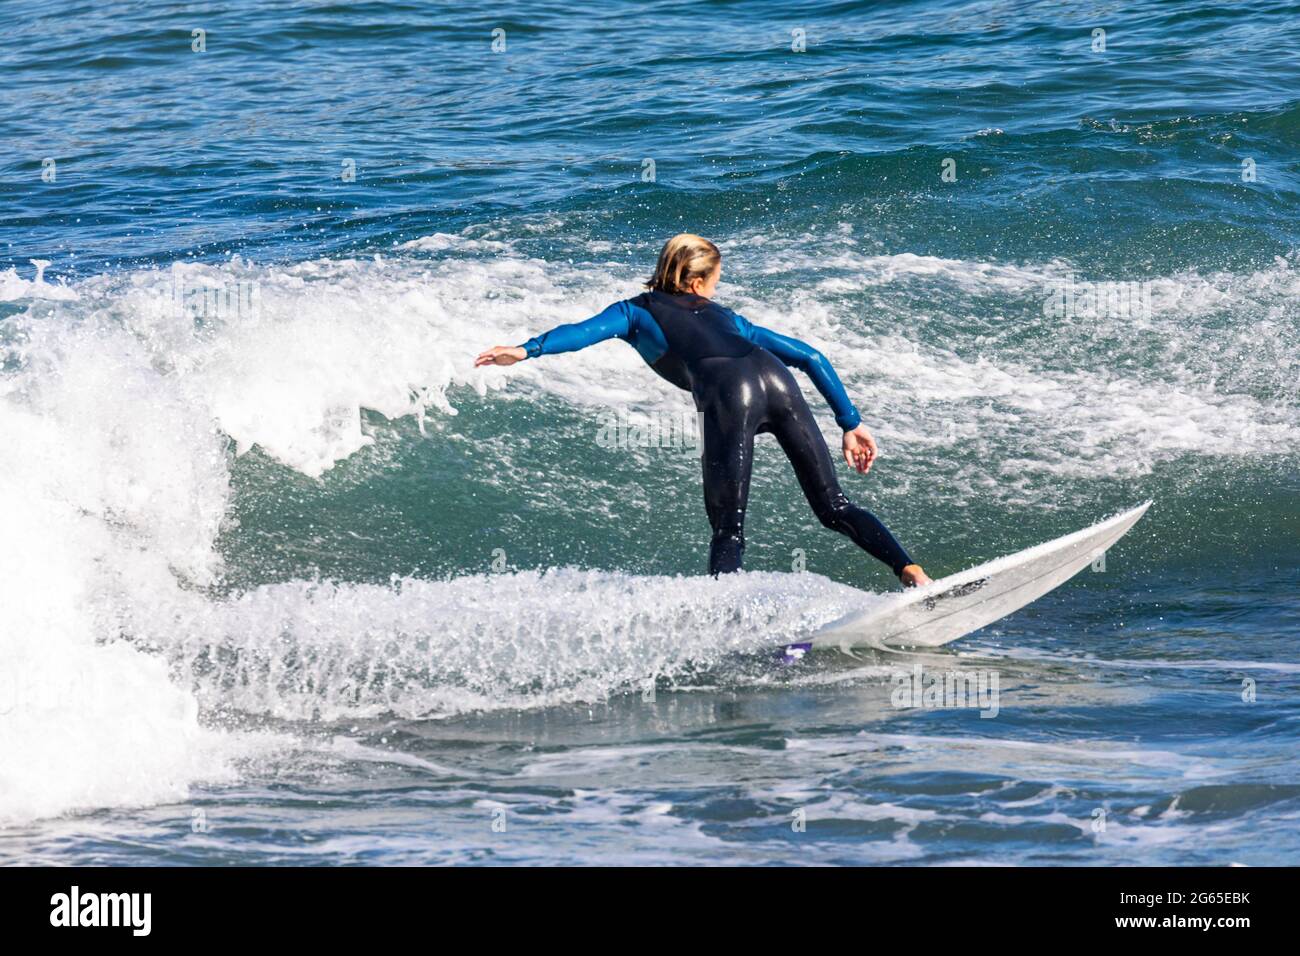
646,233,721,294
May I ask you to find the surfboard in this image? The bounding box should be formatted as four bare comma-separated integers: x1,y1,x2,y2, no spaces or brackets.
793,501,1151,654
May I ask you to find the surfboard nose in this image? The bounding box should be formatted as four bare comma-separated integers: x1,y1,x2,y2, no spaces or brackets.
803,500,1154,651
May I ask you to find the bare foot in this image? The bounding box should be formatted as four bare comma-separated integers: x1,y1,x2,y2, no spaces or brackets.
899,564,933,588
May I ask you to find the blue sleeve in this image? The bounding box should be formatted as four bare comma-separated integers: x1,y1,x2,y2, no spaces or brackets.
519,301,634,358
733,313,862,431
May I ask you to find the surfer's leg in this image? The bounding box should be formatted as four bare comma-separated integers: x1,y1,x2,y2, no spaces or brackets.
767,385,914,577
700,403,756,574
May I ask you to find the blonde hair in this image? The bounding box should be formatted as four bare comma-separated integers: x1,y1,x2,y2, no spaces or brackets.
646,233,721,294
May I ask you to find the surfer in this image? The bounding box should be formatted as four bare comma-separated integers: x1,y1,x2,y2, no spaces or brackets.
475,234,932,587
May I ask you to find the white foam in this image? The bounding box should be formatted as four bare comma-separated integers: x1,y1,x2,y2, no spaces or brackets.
159,569,863,721
0,395,238,825
0,261,80,302
0,291,273,826
397,232,511,253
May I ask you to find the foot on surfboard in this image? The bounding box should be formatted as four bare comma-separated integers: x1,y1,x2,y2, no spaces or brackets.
899,564,933,588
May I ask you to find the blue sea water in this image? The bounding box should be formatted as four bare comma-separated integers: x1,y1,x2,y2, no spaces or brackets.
0,0,1297,865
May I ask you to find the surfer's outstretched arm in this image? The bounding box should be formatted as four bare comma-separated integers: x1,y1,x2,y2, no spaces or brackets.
518,301,636,358
475,301,638,367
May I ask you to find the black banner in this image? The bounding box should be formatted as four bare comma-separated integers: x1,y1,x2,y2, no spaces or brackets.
0,866,1281,941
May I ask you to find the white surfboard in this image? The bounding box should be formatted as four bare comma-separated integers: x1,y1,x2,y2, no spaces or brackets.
802,501,1151,652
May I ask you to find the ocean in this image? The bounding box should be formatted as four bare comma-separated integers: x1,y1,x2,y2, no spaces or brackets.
1,0,1297,865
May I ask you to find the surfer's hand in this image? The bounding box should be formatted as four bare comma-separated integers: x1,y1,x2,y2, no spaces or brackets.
475,345,527,367
842,425,877,474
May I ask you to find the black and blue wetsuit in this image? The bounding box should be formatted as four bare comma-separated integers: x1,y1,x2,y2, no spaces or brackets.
521,291,913,577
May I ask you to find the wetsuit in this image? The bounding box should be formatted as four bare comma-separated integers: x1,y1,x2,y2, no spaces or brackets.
520,291,913,577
